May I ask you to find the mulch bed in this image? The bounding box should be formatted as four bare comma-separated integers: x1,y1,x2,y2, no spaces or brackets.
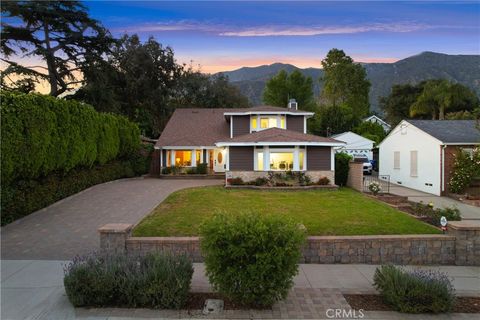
185,292,271,310
344,294,480,313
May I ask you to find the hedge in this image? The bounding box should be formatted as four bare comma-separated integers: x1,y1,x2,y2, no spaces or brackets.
1,156,150,226
0,92,149,225
1,91,141,184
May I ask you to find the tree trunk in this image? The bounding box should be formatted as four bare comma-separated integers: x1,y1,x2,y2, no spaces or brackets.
43,20,58,96
439,106,445,120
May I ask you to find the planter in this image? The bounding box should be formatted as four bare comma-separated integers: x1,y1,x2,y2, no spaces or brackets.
225,185,339,191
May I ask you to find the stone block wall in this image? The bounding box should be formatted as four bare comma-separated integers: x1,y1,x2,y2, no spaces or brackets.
448,221,480,266
347,162,363,192
226,170,335,185
99,225,470,265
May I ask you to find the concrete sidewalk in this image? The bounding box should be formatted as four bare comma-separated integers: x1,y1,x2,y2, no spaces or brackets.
390,184,480,220
1,260,479,319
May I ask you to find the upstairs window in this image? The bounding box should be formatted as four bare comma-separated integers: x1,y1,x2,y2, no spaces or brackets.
251,115,286,131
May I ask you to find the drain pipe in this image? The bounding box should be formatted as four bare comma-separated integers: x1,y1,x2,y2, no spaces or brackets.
441,145,447,194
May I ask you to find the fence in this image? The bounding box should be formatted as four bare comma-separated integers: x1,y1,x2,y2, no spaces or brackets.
363,174,390,193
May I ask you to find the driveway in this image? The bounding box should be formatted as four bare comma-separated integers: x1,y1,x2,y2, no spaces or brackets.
390,184,480,220
1,177,222,260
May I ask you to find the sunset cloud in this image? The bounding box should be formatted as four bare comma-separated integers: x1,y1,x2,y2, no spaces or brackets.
116,20,432,37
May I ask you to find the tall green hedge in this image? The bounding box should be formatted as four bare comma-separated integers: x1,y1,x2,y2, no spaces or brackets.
1,92,141,184
1,92,147,225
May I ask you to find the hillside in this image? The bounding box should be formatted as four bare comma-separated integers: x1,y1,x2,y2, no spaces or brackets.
217,52,480,113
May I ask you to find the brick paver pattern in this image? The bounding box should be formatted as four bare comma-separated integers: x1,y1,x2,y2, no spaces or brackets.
1,178,222,260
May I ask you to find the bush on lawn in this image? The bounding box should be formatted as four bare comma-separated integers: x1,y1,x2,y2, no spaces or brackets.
63,252,193,309
200,212,306,307
411,202,461,226
373,265,455,313
335,152,352,186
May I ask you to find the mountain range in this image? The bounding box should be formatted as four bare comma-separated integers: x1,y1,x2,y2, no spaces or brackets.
217,52,480,113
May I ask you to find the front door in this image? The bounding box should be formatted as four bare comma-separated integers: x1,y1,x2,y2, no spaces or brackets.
214,149,225,173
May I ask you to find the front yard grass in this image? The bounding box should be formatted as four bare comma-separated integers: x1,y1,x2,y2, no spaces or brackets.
133,186,440,236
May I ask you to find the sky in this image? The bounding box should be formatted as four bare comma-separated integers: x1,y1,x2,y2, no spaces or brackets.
82,1,480,73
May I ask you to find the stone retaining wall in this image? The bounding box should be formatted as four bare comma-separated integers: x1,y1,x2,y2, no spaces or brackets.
99,224,480,265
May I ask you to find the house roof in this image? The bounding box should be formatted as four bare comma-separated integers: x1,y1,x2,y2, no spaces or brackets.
363,115,391,127
156,108,231,147
155,106,316,148
216,127,344,147
408,120,480,144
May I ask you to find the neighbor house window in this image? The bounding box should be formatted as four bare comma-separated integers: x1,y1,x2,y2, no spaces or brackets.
175,150,192,166
280,116,286,128
410,151,418,177
270,152,294,170
394,151,400,169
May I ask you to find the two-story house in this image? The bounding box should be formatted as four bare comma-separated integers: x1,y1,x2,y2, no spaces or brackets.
152,100,344,183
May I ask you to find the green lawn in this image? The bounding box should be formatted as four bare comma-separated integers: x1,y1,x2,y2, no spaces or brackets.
133,186,440,237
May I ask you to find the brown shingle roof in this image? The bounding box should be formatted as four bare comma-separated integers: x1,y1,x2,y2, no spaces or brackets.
217,128,343,145
156,108,231,147
155,107,319,148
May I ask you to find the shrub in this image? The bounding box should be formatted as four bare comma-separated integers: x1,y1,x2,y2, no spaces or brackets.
254,177,268,186
411,202,461,227
196,163,208,174
373,265,455,313
335,152,352,186
317,177,330,185
449,147,480,194
64,252,193,309
227,177,244,185
161,166,182,175
368,181,381,195
200,212,306,307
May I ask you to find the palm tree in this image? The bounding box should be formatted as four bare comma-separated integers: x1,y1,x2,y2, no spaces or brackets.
410,80,452,120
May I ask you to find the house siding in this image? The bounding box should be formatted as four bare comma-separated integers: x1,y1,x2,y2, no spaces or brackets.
150,149,161,176
232,115,250,137
306,146,331,170
287,115,304,133
229,146,254,171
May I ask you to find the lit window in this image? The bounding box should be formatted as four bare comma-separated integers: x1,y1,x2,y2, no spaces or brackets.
175,150,192,166
196,150,202,164
166,150,171,167
280,116,286,128
270,152,294,171
268,118,277,128
251,117,257,130
299,150,305,170
260,118,269,129
257,152,264,171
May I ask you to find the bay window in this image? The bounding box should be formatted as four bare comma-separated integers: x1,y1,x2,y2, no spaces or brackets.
254,147,306,171
174,150,192,166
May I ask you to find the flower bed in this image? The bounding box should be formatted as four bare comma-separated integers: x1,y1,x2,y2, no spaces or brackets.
226,171,333,188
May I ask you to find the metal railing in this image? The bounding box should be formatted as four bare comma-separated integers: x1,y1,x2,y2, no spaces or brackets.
363,174,390,194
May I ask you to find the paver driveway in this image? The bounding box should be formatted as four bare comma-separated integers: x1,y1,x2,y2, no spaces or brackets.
1,177,222,260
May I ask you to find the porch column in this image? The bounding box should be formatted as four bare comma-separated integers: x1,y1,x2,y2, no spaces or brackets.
192,149,197,167
293,146,300,171
170,150,175,167
264,146,269,171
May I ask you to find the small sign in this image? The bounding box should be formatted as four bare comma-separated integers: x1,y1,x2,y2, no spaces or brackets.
440,216,448,227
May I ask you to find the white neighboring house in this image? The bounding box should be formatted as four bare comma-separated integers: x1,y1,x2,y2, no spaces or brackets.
379,120,480,196
331,131,375,161
363,115,391,132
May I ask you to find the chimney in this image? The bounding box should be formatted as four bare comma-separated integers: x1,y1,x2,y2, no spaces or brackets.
287,98,298,110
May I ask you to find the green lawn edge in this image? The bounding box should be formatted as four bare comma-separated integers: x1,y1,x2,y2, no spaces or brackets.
133,186,440,237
